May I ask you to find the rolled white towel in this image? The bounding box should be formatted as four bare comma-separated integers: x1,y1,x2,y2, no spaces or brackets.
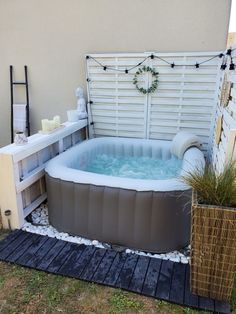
171,131,202,159
13,104,27,133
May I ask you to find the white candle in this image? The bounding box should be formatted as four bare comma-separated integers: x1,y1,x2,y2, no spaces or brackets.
41,119,49,132
48,120,55,131
53,115,61,128
67,110,78,122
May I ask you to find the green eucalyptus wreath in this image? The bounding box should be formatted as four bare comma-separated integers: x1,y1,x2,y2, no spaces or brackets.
133,66,159,94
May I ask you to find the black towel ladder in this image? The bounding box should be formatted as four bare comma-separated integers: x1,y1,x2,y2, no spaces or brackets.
10,65,30,143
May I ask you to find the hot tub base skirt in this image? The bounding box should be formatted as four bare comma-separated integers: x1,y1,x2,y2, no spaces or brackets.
46,174,191,253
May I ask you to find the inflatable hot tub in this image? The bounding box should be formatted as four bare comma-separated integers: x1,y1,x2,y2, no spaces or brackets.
45,137,205,253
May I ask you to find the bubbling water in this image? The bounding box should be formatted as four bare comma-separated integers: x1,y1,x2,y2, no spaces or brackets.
80,154,182,180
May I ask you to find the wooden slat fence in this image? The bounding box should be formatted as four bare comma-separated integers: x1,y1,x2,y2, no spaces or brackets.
86,52,221,154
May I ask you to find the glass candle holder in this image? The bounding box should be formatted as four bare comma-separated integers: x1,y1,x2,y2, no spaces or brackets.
14,132,28,145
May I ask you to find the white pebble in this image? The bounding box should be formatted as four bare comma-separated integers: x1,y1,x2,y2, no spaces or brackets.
181,257,189,264
23,204,189,264
170,256,180,263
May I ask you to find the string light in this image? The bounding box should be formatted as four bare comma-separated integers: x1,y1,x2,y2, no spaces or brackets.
220,55,227,70
86,48,236,74
221,63,227,70
226,49,232,56
229,57,235,71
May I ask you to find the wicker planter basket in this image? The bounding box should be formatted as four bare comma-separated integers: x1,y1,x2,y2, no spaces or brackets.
191,191,236,302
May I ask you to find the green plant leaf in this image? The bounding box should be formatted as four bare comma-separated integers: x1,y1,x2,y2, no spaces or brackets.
181,161,236,207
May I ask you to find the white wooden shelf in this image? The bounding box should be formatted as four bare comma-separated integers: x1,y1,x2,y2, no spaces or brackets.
0,120,87,229
0,120,87,162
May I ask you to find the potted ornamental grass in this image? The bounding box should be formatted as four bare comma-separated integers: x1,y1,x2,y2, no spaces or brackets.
182,161,236,302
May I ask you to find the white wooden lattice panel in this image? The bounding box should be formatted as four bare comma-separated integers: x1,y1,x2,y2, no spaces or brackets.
86,52,221,152
211,45,236,172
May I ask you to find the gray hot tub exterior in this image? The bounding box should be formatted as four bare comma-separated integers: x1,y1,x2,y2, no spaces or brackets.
46,174,191,253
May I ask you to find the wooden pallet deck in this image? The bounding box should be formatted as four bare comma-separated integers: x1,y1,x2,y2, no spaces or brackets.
0,230,231,313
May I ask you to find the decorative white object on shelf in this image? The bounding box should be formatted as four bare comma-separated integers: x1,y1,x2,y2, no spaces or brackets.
76,86,88,119
67,110,78,122
41,119,49,132
48,120,54,131
14,131,28,145
53,115,61,128
40,116,63,134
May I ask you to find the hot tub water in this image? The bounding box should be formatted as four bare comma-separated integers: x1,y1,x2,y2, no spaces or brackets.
77,154,182,180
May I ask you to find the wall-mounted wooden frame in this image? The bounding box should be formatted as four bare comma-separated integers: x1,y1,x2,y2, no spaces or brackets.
220,73,232,107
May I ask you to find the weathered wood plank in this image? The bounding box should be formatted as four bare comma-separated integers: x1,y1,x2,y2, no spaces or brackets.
184,265,199,308
6,233,40,262
0,231,31,259
169,262,186,304
0,230,22,252
17,235,48,265
65,245,96,278
155,260,174,300
199,296,215,312
57,244,86,276
142,258,162,296
47,242,79,273
103,252,127,286
26,237,59,268
80,248,107,281
92,250,117,283
116,254,139,289
214,299,231,314
129,256,150,293
37,240,67,270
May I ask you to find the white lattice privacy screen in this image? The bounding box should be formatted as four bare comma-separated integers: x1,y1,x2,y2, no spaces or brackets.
86,52,221,152
211,46,236,172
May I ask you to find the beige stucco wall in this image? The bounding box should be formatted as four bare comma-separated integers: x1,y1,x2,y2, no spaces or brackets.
227,32,236,47
0,0,231,147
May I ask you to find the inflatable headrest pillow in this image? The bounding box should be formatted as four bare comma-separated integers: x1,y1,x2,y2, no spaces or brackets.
171,131,202,159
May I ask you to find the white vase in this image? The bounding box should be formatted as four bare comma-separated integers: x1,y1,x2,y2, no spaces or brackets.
14,132,28,145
